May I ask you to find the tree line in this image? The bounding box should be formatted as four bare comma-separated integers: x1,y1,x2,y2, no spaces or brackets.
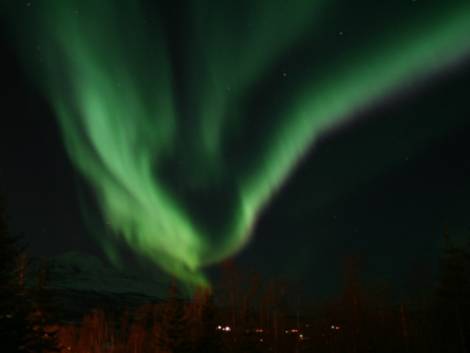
1,197,470,353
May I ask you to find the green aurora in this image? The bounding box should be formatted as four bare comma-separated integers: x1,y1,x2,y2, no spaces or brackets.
5,0,470,285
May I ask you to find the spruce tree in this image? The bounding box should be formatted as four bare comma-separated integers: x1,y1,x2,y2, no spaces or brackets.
192,291,223,353
159,282,191,353
436,232,470,353
0,198,58,353
0,197,29,352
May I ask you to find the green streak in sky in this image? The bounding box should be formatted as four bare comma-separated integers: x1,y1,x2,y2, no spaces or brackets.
6,0,470,284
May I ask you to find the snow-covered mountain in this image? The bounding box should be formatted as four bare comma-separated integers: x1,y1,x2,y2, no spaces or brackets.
24,251,171,322
39,251,168,297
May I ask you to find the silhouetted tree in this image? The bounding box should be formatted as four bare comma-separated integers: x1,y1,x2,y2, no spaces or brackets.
0,197,29,352
31,257,60,352
188,289,224,353
435,232,470,353
0,198,58,353
158,282,191,353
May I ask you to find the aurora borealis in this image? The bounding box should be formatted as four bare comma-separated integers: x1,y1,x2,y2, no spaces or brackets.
4,0,470,285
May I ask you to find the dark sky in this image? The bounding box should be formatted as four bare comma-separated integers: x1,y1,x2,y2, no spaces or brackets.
241,62,470,296
1,2,470,298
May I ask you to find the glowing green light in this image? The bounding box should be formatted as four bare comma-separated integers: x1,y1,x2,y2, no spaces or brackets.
6,0,470,284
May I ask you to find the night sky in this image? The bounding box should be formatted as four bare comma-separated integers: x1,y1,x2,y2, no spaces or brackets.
1,0,470,297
